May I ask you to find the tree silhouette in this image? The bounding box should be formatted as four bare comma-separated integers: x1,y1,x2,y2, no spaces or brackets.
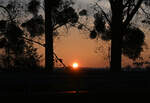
108,0,145,71
21,0,78,71
44,0,78,71
22,15,45,37
79,0,145,71
1,0,147,72
0,0,41,71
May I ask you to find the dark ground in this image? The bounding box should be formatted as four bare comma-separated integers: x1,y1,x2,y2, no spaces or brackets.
0,69,150,98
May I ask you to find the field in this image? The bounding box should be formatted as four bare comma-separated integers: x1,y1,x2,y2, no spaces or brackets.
0,68,150,97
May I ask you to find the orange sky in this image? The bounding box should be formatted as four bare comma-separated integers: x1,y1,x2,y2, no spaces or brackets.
35,26,150,68
54,27,110,68
0,0,149,69
33,0,150,68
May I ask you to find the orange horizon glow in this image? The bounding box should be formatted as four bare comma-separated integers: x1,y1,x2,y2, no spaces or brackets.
72,62,79,69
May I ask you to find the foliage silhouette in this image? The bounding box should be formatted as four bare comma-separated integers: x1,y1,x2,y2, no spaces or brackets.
0,1,42,71
28,0,40,16
55,7,78,26
45,0,78,71
79,9,87,16
20,0,79,71
22,15,45,37
79,0,146,71
122,26,145,60
90,30,97,39
94,12,106,33
0,20,7,32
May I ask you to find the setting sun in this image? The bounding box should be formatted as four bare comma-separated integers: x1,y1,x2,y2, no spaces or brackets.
72,62,79,69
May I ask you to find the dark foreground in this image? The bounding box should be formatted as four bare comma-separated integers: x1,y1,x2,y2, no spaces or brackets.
0,69,150,97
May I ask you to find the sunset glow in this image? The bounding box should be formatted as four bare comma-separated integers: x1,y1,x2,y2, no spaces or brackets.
72,62,79,69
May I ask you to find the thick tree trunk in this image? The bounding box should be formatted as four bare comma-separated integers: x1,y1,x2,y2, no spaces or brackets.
109,0,143,72
110,0,123,72
45,0,54,71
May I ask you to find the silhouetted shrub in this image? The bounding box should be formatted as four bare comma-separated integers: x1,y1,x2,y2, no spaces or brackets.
28,0,40,15
90,30,97,39
94,13,106,33
22,15,45,37
122,26,145,60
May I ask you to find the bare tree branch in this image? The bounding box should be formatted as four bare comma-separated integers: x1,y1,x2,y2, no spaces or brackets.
95,2,111,25
140,6,150,16
21,36,67,68
21,36,45,47
53,53,66,68
123,0,143,27
0,5,13,22
53,24,64,31
77,21,91,31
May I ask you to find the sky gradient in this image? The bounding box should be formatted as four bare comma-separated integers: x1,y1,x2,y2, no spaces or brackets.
0,0,150,68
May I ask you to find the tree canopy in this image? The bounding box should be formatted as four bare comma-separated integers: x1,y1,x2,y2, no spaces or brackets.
78,0,147,61
0,0,42,71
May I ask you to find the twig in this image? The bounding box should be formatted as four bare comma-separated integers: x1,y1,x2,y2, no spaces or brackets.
95,2,111,25
140,6,150,17
0,5,13,22
21,36,45,47
123,0,143,26
77,21,91,32
22,36,67,68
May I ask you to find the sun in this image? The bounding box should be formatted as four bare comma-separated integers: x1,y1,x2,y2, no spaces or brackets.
72,62,79,69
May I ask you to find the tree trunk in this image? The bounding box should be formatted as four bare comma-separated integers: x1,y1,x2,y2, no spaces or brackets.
45,0,54,71
110,0,123,72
